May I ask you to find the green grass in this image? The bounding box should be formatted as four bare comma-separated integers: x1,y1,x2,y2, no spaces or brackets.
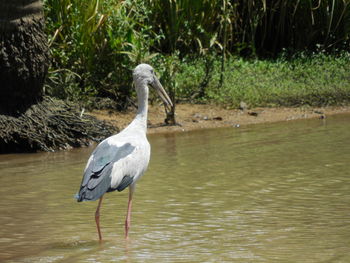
43,0,350,109
173,52,350,108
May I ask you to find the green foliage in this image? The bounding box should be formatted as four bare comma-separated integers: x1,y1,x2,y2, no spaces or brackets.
147,0,226,54
44,0,159,108
147,0,350,56
43,0,350,107
174,52,350,107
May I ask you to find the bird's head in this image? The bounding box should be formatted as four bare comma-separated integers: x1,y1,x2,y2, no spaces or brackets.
133,64,173,109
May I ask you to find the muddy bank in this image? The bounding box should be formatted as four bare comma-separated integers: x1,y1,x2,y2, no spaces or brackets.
91,104,350,134
0,97,117,153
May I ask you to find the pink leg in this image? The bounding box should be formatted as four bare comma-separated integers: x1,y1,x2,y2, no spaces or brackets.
125,185,135,239
95,196,104,241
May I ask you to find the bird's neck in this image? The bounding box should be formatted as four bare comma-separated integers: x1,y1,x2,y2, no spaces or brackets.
135,82,149,131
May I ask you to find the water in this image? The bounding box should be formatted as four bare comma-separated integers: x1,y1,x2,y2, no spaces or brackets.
0,114,350,262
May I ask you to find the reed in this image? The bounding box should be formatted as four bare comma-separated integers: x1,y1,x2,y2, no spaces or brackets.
44,0,157,108
147,0,350,55
43,0,350,106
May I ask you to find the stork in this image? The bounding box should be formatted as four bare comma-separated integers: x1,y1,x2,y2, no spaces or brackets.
75,64,173,240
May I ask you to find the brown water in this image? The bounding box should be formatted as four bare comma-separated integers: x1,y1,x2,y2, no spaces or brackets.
1,114,350,262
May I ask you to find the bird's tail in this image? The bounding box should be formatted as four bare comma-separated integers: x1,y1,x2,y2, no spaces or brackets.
74,192,84,202
74,185,105,202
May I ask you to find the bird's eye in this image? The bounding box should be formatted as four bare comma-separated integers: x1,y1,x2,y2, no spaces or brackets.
150,69,154,74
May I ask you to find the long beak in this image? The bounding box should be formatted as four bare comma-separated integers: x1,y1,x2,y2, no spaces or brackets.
152,75,173,109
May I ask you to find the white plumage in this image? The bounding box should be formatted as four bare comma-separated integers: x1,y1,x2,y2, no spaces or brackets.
76,64,172,240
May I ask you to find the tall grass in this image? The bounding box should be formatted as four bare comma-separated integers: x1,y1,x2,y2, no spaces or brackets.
250,0,350,55
43,0,350,107
44,0,158,108
147,0,225,53
147,0,350,56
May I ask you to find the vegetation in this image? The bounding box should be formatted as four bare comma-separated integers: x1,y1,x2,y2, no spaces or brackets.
43,0,350,109
0,1,117,153
175,52,350,107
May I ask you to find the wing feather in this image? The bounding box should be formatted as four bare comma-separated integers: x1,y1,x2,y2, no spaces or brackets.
76,140,135,202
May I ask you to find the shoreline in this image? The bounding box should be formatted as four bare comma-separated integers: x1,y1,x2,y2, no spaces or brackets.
91,104,350,134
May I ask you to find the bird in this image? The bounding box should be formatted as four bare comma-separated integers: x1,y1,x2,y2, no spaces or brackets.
75,64,173,240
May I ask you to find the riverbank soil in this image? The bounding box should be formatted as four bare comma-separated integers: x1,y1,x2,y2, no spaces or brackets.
91,103,350,134
0,97,117,153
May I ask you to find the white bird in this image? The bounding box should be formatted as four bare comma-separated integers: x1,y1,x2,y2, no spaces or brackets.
75,64,173,240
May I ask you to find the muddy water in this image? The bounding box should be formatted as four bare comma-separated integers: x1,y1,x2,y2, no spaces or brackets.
0,114,350,262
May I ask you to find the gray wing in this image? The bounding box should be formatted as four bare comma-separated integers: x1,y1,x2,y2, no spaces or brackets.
76,141,135,202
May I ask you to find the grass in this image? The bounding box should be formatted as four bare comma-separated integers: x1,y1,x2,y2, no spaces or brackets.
42,0,350,109
44,0,158,109
173,52,350,108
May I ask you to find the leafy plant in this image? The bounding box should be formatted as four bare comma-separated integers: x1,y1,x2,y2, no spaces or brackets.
43,0,350,109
